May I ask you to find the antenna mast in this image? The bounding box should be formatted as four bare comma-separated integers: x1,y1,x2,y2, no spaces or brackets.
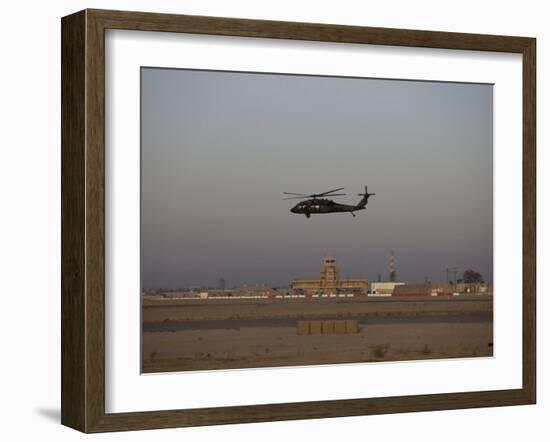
389,250,396,282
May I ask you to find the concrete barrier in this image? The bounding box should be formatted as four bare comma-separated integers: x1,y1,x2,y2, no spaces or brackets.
322,320,335,334
345,319,359,333
334,320,347,334
309,320,322,335
297,319,359,335
297,321,310,335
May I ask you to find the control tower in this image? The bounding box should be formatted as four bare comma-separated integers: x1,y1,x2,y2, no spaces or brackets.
320,256,339,290
291,256,367,295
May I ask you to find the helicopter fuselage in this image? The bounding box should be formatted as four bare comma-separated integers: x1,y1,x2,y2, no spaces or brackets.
285,185,374,218
290,198,364,218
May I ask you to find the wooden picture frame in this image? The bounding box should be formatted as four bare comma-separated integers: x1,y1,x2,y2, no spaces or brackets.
61,8,536,433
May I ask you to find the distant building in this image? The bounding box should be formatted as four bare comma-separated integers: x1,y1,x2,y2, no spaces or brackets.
291,257,368,295
369,281,405,296
393,283,450,296
393,281,493,296
456,282,493,295
234,284,277,298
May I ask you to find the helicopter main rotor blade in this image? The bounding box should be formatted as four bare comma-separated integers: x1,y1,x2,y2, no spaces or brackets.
283,188,346,200
316,187,345,196
283,193,346,200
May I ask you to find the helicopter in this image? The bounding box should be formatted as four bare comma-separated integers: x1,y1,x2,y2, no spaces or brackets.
283,185,375,218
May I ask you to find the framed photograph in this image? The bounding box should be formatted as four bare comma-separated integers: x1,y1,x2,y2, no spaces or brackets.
61,9,536,432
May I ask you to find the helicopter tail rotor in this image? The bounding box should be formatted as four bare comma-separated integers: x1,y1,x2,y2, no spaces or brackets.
357,185,376,198
356,185,375,208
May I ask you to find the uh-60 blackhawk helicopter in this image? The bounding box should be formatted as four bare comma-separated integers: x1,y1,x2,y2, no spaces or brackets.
283,185,375,218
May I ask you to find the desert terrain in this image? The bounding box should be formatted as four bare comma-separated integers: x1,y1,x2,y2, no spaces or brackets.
142,295,493,373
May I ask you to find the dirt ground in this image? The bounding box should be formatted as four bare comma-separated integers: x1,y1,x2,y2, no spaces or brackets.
142,296,493,373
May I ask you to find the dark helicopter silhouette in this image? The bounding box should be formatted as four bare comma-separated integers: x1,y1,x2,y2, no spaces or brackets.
283,185,375,218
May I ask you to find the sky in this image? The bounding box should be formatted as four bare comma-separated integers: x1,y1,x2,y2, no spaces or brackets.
141,67,493,289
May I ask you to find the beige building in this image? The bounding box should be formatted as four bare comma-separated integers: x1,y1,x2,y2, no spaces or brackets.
291,257,368,295
369,281,405,296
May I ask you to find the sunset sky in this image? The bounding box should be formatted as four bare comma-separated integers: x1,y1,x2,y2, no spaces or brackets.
141,68,493,289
